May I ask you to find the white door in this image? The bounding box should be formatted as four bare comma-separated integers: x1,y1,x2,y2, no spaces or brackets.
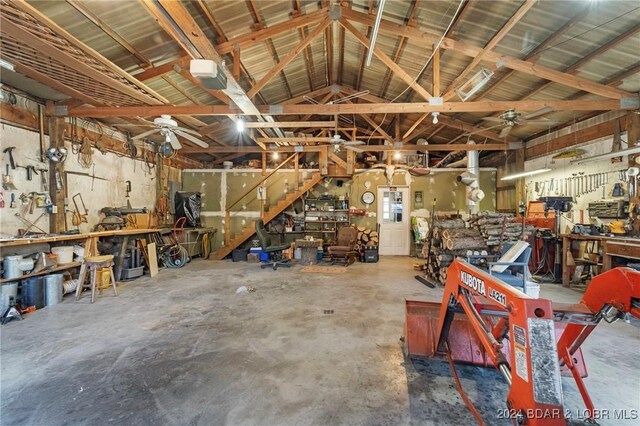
377,186,410,255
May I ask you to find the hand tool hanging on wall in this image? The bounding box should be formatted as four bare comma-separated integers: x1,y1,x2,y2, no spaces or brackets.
0,192,4,208
37,168,48,191
14,211,47,235
71,193,88,227
3,147,16,169
9,193,16,208
2,164,17,190
65,165,108,191
17,165,37,181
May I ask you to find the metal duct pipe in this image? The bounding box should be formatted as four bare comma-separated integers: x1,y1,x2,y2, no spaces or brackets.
466,141,484,213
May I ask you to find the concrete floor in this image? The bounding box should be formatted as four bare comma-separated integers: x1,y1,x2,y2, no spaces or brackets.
1,257,638,425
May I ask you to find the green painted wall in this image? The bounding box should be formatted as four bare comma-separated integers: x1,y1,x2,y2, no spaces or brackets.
182,168,496,251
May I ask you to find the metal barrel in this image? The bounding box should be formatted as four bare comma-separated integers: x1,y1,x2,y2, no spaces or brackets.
21,277,45,309
44,274,64,306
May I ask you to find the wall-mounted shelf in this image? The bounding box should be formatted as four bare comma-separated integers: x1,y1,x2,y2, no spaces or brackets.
1,262,81,284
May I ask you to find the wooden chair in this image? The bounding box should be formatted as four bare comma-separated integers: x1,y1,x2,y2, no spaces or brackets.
75,255,118,303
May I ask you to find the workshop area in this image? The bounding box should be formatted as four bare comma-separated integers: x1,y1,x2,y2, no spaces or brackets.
0,1,639,425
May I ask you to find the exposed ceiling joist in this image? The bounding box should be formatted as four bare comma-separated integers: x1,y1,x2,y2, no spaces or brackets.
341,7,633,100
181,142,521,154
442,0,537,101
65,98,636,117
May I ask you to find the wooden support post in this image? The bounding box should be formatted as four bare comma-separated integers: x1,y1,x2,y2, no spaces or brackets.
395,113,400,142
433,46,441,97
232,46,241,82
262,151,267,176
294,152,299,188
224,211,231,245
347,149,355,175
47,104,65,233
628,111,639,167
515,149,526,212
319,146,328,175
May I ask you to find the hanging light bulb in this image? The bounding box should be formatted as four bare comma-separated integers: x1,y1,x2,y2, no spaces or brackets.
272,151,279,160
236,116,245,132
393,151,401,160
431,112,439,124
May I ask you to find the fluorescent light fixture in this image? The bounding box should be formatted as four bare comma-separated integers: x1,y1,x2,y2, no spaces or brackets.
365,0,386,67
0,58,15,72
456,68,494,101
236,117,245,132
570,145,640,164
501,168,552,181
432,112,439,124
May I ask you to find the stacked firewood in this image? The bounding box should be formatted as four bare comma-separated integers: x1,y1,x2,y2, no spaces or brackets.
356,226,379,248
423,218,489,285
468,212,534,250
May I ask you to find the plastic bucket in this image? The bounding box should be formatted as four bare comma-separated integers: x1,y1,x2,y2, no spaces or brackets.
44,274,64,306
51,246,74,264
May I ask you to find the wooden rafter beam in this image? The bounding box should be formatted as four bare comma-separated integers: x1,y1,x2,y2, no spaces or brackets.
245,121,337,128
247,18,332,98
294,0,316,92
132,56,190,81
0,14,164,106
403,112,429,140
181,142,521,154
10,0,167,104
354,1,376,91
65,98,637,118
282,85,333,105
339,18,432,101
337,25,344,85
140,0,268,149
245,0,293,99
479,6,591,99
341,6,632,100
380,0,419,99
442,0,537,101
65,0,152,68
215,7,328,55
326,24,335,85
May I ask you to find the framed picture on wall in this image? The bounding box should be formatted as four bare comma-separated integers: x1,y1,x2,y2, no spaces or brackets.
414,191,423,208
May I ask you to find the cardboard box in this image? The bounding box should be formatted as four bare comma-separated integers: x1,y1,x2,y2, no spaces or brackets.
247,253,260,263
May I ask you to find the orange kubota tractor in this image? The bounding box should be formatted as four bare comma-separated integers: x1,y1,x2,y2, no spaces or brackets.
404,259,640,425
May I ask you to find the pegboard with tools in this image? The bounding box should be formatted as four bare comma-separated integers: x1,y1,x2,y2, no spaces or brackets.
529,170,626,199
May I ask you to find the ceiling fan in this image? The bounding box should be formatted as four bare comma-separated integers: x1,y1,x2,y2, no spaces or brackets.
466,108,559,138
128,115,209,149
328,133,365,152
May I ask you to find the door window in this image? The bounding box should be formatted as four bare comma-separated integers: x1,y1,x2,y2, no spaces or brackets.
382,191,403,223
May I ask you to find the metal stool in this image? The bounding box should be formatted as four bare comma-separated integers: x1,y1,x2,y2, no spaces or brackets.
75,255,118,303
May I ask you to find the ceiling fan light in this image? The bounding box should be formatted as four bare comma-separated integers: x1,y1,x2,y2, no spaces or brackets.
165,132,171,143
236,117,245,132
432,112,439,124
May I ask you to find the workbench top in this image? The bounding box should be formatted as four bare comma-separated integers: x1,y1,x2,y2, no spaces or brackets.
0,229,160,248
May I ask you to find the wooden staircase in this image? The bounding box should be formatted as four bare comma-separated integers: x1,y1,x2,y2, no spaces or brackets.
210,171,323,260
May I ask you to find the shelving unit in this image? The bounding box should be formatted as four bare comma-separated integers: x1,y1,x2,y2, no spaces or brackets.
0,262,81,284
303,197,350,240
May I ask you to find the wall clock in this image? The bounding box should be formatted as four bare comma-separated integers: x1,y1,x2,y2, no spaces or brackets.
362,191,375,205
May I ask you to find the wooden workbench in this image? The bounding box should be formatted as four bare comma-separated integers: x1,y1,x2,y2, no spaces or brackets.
560,234,640,286
0,229,160,284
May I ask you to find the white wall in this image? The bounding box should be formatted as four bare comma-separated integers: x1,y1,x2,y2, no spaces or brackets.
524,135,630,231
0,123,156,236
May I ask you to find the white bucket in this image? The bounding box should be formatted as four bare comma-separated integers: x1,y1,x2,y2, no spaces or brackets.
51,246,74,264
223,161,233,169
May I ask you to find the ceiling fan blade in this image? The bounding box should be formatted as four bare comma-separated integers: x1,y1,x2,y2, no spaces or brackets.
345,146,365,153
175,126,202,136
109,123,155,128
343,140,365,146
499,126,512,138
465,124,503,136
168,132,182,150
131,129,161,140
520,119,561,126
523,107,554,120
174,130,208,148
480,117,503,123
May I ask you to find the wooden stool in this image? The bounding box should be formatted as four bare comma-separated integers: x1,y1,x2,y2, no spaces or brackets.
75,255,118,303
